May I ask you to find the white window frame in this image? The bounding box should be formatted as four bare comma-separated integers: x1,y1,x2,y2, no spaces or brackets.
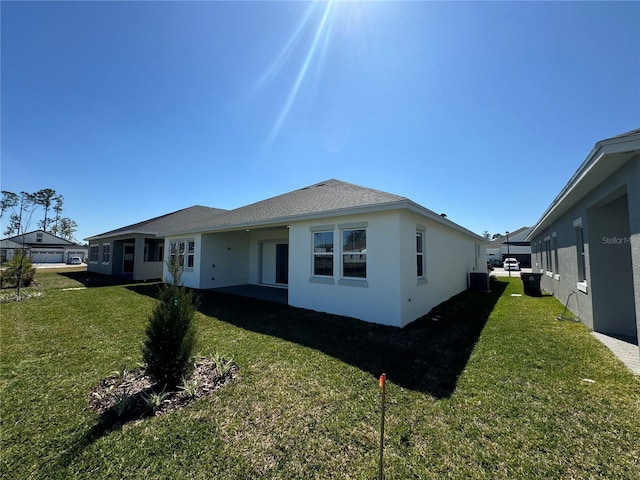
544,236,553,276
416,227,426,281
574,218,587,293
89,245,99,264
337,222,368,287
341,229,366,279
169,238,193,270
101,243,110,264
186,239,195,270
552,232,559,280
312,230,334,277
169,240,178,266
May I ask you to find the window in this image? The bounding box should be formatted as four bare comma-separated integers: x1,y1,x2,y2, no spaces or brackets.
552,234,559,276
169,240,178,265
342,229,366,278
313,231,334,276
416,231,425,277
169,239,193,269
575,225,586,282
545,237,552,272
101,243,110,264
187,240,195,268
36,232,43,243
89,245,99,263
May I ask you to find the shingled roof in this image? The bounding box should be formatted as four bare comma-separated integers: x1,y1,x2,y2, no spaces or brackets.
85,205,226,241
87,179,483,241
167,179,408,234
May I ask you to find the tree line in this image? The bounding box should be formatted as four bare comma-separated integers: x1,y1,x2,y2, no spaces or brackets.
482,231,506,241
0,189,78,241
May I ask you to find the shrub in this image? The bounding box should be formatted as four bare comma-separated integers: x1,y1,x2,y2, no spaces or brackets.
212,352,235,376
141,258,198,389
142,388,172,414
1,251,36,287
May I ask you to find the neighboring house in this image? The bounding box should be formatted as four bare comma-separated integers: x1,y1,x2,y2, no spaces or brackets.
1,230,87,263
87,179,486,327
0,239,24,263
526,129,639,344
486,227,532,267
85,206,226,281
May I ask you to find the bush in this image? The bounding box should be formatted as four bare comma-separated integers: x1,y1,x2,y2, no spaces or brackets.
1,252,36,287
141,259,198,389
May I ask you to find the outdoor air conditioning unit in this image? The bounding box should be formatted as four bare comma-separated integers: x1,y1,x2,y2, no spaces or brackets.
469,272,490,292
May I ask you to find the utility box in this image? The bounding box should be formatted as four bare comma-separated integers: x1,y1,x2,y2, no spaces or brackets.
469,272,490,292
521,272,543,296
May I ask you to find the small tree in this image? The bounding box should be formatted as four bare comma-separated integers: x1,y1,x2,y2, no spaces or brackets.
142,256,198,389
1,251,36,288
1,191,38,298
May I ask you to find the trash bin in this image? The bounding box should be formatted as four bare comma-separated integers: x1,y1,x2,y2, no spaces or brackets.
521,272,543,296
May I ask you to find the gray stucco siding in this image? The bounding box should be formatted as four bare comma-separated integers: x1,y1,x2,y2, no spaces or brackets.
530,156,639,338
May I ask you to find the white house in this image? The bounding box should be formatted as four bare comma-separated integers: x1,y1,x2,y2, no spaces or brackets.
527,129,639,346
85,206,225,280
87,180,486,328
1,230,87,263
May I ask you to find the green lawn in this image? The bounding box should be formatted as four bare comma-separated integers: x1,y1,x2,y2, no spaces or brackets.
1,272,639,479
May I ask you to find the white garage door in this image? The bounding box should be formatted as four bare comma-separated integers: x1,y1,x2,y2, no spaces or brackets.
31,250,64,263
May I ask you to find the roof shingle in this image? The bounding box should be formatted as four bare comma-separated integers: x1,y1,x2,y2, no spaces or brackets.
174,179,407,232
86,205,226,240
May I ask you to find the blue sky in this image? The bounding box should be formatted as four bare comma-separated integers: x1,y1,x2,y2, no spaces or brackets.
2,1,639,243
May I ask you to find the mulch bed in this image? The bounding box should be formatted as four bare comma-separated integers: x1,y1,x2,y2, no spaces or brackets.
88,357,238,422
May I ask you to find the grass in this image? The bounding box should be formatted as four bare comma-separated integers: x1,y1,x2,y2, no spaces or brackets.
1,272,639,479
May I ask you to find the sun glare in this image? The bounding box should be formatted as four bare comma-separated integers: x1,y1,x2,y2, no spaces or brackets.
250,0,378,149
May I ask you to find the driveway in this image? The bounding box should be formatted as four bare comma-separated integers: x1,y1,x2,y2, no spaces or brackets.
33,263,87,270
490,267,532,277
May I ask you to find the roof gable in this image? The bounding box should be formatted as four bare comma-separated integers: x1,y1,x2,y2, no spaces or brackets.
488,227,531,245
1,238,25,249
3,230,77,246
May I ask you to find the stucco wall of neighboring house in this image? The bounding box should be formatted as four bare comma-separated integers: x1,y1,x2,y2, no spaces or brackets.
198,231,250,289
531,156,639,338
532,206,595,328
288,210,402,326
630,158,640,343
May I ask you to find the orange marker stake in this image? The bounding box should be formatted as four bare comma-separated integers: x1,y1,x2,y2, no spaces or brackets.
378,373,386,480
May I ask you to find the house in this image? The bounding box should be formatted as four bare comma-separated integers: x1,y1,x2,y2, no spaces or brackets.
0,239,23,263
87,180,486,327
85,206,226,280
486,227,532,267
1,230,88,263
526,129,639,345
